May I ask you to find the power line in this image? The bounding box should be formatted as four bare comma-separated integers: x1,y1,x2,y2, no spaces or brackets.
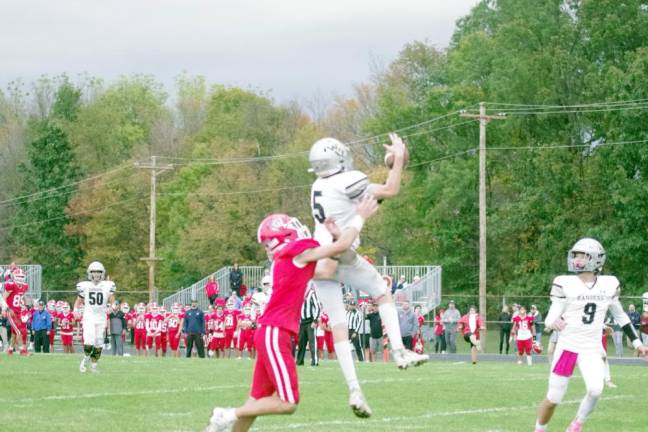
158,184,310,198
0,165,132,207
483,103,648,115
484,98,648,109
0,195,146,232
0,168,138,209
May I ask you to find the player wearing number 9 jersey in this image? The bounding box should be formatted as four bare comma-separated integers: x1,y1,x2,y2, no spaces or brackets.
535,238,648,432
74,261,115,373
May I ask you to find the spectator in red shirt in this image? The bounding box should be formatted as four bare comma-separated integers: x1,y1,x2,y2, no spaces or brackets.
205,276,219,305
434,308,446,354
640,310,648,346
457,306,485,365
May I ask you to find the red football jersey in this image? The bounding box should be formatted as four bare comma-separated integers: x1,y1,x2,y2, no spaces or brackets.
512,315,535,341
145,313,164,334
167,314,181,333
224,310,239,331
4,282,28,313
213,313,225,336
458,313,484,337
134,313,146,331
59,312,76,335
259,238,319,335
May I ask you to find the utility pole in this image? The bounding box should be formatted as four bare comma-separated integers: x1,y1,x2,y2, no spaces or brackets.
135,156,173,303
460,103,505,351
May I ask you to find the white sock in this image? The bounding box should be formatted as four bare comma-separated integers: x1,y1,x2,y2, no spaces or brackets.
378,303,404,351
535,420,546,431
225,408,238,422
527,355,532,366
576,393,599,423
334,340,360,391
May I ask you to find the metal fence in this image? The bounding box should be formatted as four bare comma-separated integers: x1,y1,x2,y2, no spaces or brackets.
162,264,442,312
346,265,442,312
1,264,42,304
162,266,267,311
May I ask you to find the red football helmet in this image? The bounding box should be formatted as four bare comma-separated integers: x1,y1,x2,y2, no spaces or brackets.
257,214,310,253
532,341,543,354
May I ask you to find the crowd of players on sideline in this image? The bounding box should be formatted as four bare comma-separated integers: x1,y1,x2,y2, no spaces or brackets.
2,262,647,362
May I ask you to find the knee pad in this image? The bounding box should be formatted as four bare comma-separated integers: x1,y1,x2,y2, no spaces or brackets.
546,374,569,404
312,280,346,326
586,385,603,399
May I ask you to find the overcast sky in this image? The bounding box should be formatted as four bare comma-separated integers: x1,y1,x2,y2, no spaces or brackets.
0,0,478,103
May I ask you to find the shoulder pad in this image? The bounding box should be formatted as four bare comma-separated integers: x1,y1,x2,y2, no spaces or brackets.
598,275,620,296
342,170,369,200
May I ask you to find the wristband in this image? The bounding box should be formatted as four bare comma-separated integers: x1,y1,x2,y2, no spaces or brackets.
632,339,643,350
349,215,365,233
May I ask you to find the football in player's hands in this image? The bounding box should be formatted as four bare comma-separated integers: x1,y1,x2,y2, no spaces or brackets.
384,146,409,169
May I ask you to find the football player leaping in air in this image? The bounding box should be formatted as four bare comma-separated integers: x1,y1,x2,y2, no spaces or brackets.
74,261,115,373
307,133,428,417
535,238,648,432
205,196,378,432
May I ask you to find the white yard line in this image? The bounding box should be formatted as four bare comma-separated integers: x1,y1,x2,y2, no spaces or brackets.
258,395,637,430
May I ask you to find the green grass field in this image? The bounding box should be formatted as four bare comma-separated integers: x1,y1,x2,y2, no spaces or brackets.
1,354,647,431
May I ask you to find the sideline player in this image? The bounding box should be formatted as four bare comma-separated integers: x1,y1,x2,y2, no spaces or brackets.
74,261,115,373
1,268,29,356
534,238,648,432
205,197,378,432
511,305,536,366
457,306,486,365
308,134,428,417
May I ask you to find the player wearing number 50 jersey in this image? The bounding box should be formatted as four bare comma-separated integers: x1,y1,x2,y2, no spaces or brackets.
74,261,115,374
308,133,428,418
535,238,648,432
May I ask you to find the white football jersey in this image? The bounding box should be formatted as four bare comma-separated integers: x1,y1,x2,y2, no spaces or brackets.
76,280,115,322
550,275,619,353
310,170,370,248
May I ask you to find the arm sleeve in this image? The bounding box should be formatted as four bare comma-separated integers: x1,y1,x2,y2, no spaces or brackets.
544,282,567,328
76,283,84,298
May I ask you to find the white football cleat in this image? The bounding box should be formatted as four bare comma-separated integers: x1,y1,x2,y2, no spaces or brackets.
90,363,98,373
349,388,372,418
393,349,429,369
605,380,617,388
79,357,88,373
205,407,236,432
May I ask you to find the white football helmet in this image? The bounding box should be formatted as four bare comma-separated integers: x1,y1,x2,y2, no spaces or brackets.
308,137,353,178
567,238,606,273
87,261,106,282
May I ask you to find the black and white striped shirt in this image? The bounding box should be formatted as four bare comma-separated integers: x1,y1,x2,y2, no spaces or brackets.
301,288,321,323
346,309,362,333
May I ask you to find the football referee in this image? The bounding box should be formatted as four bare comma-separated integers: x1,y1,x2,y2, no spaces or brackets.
296,286,320,366
346,300,364,362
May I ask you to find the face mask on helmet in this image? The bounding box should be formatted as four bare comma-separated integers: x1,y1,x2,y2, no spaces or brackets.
567,238,606,273
13,270,26,285
121,303,130,314
62,304,70,313
87,261,106,282
308,137,353,178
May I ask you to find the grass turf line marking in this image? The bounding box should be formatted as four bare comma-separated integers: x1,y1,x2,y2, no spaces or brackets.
261,395,637,430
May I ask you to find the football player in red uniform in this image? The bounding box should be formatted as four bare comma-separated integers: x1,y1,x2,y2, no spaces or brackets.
237,304,256,359
47,300,58,349
457,306,486,365
205,196,377,432
316,312,335,360
59,303,77,353
223,301,240,358
133,303,147,356
511,305,536,366
166,303,182,357
1,268,29,356
145,302,164,357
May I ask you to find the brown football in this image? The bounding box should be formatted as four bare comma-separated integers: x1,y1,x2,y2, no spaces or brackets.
384,145,410,169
